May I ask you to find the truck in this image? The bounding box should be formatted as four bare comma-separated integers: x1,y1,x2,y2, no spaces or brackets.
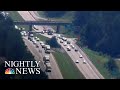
45,45,51,54
43,55,50,63
45,62,51,72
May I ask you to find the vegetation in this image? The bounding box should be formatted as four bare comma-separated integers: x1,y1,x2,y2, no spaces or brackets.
38,11,75,21
38,11,120,78
46,36,61,48
36,34,49,42
82,47,120,79
73,11,120,57
0,12,48,79
53,50,85,79
37,33,84,79
83,47,112,78
40,11,120,57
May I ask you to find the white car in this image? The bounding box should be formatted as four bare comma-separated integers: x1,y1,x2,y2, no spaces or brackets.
33,39,37,44
36,37,40,41
35,44,39,48
79,54,83,58
60,40,63,43
24,33,27,36
70,44,75,49
75,47,78,52
83,59,86,64
30,34,34,37
57,34,61,39
75,60,79,63
67,45,71,51
41,43,45,48
63,37,67,41
63,42,67,46
34,37,38,40
40,41,43,45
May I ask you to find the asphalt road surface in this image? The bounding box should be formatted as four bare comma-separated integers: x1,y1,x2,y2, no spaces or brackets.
23,36,63,79
18,11,104,79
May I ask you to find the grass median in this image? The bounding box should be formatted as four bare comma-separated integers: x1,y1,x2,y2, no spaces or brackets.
37,34,85,79
53,49,85,79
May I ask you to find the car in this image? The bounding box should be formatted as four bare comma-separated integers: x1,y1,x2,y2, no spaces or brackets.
62,37,67,41
24,33,27,36
75,60,79,63
70,44,75,49
35,44,39,48
63,42,67,46
34,37,38,40
79,54,83,58
40,41,44,45
67,40,71,44
20,32,24,36
30,34,34,37
75,47,78,52
62,37,65,40
41,43,45,48
41,31,45,34
33,25,38,30
60,40,63,43
57,34,61,39
36,37,40,41
67,45,71,51
83,59,86,64
59,35,63,39
33,40,37,44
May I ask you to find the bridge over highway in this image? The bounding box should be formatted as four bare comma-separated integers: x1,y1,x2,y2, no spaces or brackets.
13,20,72,25
13,20,72,33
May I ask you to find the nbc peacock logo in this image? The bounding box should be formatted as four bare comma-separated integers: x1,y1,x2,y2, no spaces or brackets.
5,68,15,74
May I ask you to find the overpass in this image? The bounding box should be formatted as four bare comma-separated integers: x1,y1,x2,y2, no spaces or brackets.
13,20,72,33
13,20,72,26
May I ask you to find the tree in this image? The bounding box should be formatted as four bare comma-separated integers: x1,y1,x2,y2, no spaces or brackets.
73,11,120,57
46,36,61,48
105,58,120,78
0,14,48,79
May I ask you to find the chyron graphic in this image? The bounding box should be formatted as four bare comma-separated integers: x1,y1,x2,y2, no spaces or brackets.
5,68,15,74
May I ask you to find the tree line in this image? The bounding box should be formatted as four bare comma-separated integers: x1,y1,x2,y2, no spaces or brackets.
73,11,120,57
0,13,48,79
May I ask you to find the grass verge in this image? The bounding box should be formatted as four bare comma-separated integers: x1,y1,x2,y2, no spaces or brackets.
83,47,113,79
37,34,50,42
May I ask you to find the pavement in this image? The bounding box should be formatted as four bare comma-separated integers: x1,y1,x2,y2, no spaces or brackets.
18,11,104,79
22,36,63,79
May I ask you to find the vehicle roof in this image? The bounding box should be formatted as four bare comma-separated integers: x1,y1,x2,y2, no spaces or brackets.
46,63,51,66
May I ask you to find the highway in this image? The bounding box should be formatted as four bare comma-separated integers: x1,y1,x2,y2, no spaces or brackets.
18,11,63,79
23,36,63,79
18,11,104,79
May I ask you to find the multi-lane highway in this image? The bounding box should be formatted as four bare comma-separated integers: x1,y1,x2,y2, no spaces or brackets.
23,36,63,79
18,11,104,79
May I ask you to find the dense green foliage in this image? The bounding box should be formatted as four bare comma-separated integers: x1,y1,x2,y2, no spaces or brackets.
73,11,120,57
46,36,61,48
0,13,48,79
105,58,120,78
